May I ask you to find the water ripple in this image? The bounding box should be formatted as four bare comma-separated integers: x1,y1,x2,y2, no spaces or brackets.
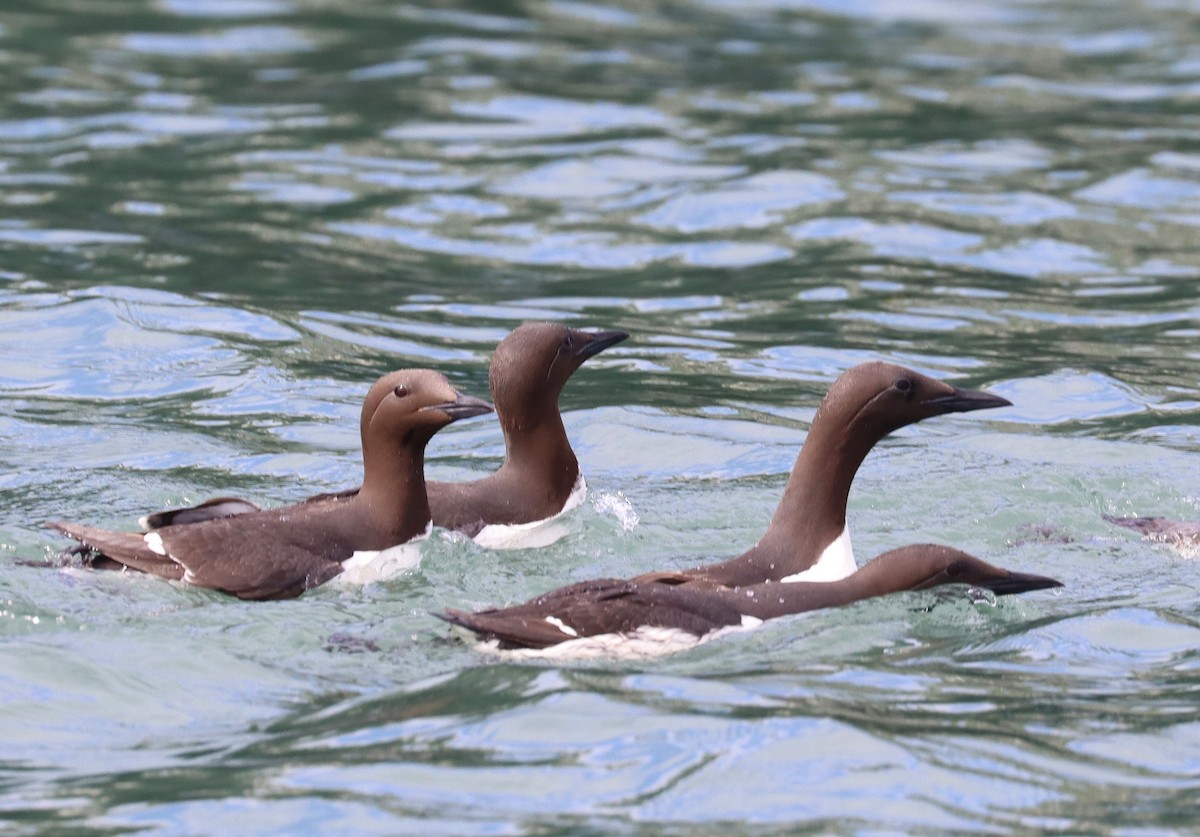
2,0,1200,832
122,26,314,57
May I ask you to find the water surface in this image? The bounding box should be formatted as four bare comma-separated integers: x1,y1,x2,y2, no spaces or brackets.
2,0,1199,832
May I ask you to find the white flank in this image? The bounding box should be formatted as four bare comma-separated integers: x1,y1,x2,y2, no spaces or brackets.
333,523,432,586
465,618,763,661
780,525,856,583
473,473,587,550
143,532,167,556
544,616,578,637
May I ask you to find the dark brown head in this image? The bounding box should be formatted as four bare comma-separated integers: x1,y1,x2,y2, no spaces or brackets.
729,362,1013,585
488,322,628,423
816,361,1011,442
868,544,1063,596
361,369,492,453
350,369,488,530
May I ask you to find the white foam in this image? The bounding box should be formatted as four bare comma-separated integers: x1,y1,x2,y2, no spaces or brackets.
333,523,431,585
472,473,587,550
781,526,856,583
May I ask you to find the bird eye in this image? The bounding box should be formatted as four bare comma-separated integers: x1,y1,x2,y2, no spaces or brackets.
946,561,963,578
393,385,409,399
894,378,915,399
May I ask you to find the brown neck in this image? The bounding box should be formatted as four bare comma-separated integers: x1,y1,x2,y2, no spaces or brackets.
497,402,579,491
734,557,897,620
697,416,877,586
759,421,872,547
356,430,434,543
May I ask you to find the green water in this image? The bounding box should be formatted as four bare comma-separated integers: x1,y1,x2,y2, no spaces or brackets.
2,0,1199,832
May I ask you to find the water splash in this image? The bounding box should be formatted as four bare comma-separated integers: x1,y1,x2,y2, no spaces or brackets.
591,490,640,532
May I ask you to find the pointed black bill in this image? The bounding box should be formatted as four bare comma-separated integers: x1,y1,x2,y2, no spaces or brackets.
922,386,1012,414
984,571,1064,596
427,393,494,421
575,329,629,360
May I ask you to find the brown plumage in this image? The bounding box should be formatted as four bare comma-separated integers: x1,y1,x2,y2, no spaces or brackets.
440,361,1025,652
1104,514,1200,546
671,361,1012,586
136,322,627,538
439,545,1063,651
426,322,627,534
48,369,492,600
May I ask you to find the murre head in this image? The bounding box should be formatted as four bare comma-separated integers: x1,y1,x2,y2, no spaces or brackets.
876,544,1064,595
726,361,1013,588
356,368,492,510
786,360,1012,502
489,322,628,420
818,361,1012,440
362,369,493,449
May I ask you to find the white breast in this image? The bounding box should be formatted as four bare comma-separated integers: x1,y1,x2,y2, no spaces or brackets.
333,522,432,585
780,525,856,583
472,473,588,550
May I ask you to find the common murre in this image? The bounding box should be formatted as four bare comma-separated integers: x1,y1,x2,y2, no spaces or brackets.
138,322,628,546
439,361,1021,655
48,370,492,600
1104,514,1200,549
426,322,627,539
439,544,1062,656
653,361,1012,587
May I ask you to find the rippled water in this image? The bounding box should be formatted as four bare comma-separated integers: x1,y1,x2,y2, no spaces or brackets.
2,0,1199,832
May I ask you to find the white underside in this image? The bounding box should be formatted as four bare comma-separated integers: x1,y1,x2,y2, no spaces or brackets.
471,473,587,550
780,526,856,583
334,522,432,585
462,614,765,661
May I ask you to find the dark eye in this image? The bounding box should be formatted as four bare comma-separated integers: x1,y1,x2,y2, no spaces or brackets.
895,378,915,399
393,385,409,399
946,561,963,578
